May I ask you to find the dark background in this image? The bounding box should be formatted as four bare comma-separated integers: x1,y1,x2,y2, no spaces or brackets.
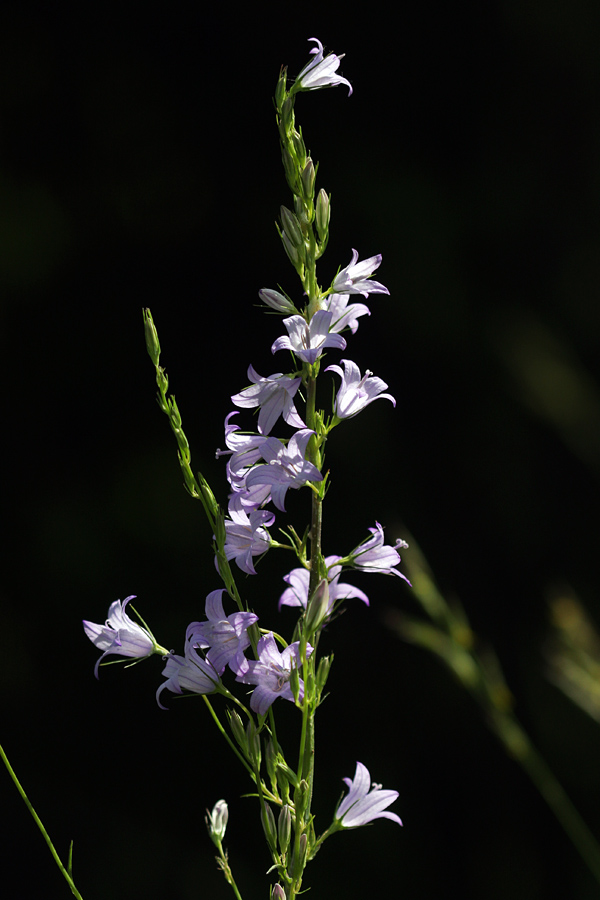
3,2,600,898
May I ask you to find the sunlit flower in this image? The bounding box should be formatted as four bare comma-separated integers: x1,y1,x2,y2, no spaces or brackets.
351,522,410,583
231,365,305,435
245,429,322,511
336,761,402,828
83,595,159,678
295,37,352,96
271,310,346,365
279,555,369,613
235,632,313,716
156,640,221,709
326,359,396,419
187,589,258,674
322,293,370,334
331,249,389,297
222,506,275,574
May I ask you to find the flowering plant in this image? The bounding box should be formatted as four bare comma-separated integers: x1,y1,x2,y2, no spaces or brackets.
3,33,600,900
90,38,406,898
7,37,408,900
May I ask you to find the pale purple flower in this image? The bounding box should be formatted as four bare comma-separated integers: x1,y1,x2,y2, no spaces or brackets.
245,429,323,511
216,412,269,465
215,412,272,504
295,37,352,96
156,638,221,709
271,310,346,365
280,555,369,613
336,762,402,828
331,249,389,298
227,480,272,514
322,293,370,334
351,523,410,583
231,365,305,435
235,632,313,716
83,595,157,678
187,589,258,675
222,507,275,574
326,359,396,419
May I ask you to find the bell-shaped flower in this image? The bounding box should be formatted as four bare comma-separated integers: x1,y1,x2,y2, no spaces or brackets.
83,595,161,678
326,359,396,419
351,523,410,583
235,632,313,716
187,589,258,675
227,480,272,514
331,249,389,298
322,293,370,334
156,637,221,709
295,37,353,96
221,506,275,574
231,365,305,435
216,413,272,504
280,555,369,613
245,429,323,511
335,762,402,828
271,310,346,365
216,412,269,467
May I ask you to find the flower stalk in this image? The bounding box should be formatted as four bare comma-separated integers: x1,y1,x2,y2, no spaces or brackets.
84,37,404,900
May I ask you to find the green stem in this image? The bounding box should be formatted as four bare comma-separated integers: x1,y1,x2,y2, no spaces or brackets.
202,696,255,781
0,742,85,900
214,838,245,900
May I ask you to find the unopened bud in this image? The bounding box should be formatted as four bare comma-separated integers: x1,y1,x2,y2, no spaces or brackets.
315,189,330,242
246,720,261,767
294,779,309,819
276,758,298,791
280,206,304,249
261,803,277,852
229,710,247,753
275,67,287,110
265,738,277,787
305,578,330,634
293,195,309,228
301,158,315,201
258,288,297,314
281,96,294,133
281,146,299,194
272,886,285,900
143,308,161,366
281,229,301,266
292,833,308,881
278,804,292,854
316,654,333,694
206,799,228,845
291,129,307,169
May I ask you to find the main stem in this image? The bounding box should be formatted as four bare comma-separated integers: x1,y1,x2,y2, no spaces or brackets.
287,371,322,899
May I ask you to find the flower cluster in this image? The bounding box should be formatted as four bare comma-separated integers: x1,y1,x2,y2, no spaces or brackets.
83,37,406,897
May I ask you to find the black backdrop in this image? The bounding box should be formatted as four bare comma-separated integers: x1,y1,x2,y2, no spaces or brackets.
3,3,600,898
